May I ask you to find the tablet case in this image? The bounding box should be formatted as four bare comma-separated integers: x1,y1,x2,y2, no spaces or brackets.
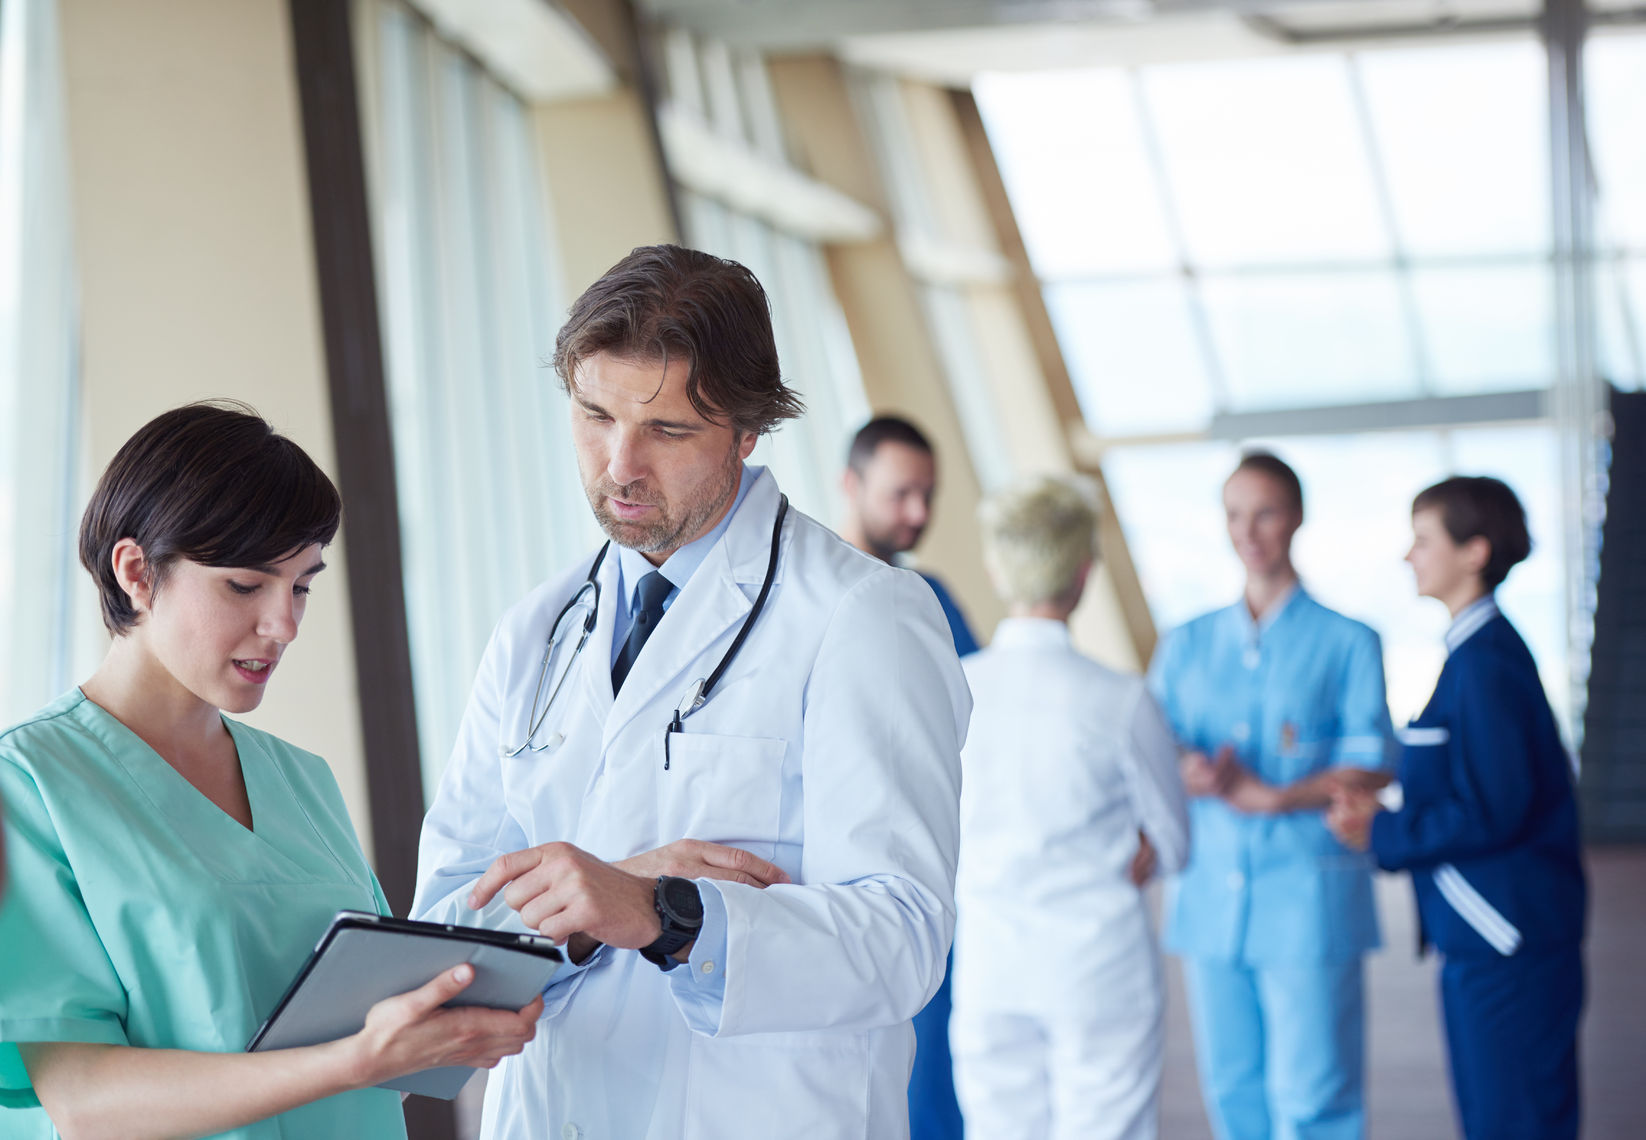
247,911,562,1099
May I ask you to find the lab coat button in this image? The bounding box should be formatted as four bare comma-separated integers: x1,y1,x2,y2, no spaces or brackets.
562,1124,582,1140
1226,871,1245,889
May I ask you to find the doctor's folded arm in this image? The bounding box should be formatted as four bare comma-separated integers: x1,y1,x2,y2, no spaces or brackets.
412,244,971,1140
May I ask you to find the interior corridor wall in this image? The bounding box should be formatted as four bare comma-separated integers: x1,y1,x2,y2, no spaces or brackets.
57,0,373,852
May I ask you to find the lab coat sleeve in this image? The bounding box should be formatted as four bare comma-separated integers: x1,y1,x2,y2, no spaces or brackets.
0,757,130,1104
673,568,968,1037
1331,627,1397,772
411,620,603,992
670,883,730,1031
1370,658,1540,870
1119,683,1191,875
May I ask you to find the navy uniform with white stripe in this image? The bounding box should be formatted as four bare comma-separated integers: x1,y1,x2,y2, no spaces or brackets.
1370,595,1585,1139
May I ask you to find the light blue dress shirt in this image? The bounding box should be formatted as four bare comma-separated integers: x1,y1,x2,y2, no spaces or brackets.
1149,586,1396,965
604,462,761,1006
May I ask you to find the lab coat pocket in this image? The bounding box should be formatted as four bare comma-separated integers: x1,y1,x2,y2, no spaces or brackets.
684,1030,869,1140
658,732,787,858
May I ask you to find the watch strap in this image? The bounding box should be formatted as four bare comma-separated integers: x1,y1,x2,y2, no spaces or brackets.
640,876,702,971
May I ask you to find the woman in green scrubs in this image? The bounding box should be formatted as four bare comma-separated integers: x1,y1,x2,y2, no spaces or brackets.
0,403,540,1140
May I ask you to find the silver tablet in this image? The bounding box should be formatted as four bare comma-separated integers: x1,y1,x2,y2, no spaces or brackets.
247,910,562,1099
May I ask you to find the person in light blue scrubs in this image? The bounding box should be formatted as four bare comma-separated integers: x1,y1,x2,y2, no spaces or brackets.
0,403,539,1140
840,415,975,1139
1149,452,1394,1140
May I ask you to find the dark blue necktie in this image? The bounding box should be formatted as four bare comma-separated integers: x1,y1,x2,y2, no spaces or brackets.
611,571,673,695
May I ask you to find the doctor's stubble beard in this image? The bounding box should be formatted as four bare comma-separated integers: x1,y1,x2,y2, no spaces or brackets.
584,435,744,555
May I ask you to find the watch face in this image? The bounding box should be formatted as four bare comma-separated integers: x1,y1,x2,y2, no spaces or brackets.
660,876,704,925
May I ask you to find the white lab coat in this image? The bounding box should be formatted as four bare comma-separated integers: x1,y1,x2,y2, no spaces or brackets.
951,619,1189,1140
413,470,971,1140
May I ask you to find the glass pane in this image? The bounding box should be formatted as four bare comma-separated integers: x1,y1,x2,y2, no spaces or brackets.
1102,441,1244,634
1045,279,1216,435
1597,257,1646,391
1357,40,1548,258
1142,56,1390,267
1586,32,1646,252
1201,272,1418,409
975,69,1177,277
1411,263,1555,394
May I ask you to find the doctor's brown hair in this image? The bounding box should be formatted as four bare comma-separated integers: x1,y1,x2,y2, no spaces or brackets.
551,244,805,437
79,401,342,634
1412,475,1531,589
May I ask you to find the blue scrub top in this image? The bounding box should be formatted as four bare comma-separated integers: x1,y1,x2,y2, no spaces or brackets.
1149,587,1395,965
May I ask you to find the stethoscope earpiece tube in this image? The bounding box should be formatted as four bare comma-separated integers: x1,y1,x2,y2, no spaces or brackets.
664,494,788,770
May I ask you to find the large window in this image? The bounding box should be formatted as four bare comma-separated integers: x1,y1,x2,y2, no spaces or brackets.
356,0,597,795
0,0,91,727
976,34,1618,739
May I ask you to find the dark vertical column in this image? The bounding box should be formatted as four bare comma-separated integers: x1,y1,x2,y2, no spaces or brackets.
1544,0,1604,754
285,3,453,1136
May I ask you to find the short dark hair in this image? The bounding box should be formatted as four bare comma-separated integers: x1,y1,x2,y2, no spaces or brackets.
551,244,805,436
79,401,343,635
847,415,934,474
1412,475,1531,589
1229,450,1304,517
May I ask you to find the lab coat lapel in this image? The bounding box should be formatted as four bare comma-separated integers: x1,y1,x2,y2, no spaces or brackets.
600,472,786,750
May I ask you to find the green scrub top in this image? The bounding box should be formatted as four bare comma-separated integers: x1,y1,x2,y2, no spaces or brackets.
0,690,408,1140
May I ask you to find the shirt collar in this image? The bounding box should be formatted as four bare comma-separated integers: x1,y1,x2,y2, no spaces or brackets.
1233,581,1304,641
1445,593,1499,655
616,463,761,613
990,617,1071,650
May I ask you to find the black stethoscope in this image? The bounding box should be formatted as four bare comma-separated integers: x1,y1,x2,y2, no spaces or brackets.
503,495,789,771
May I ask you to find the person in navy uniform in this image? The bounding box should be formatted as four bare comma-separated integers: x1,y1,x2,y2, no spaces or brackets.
1328,475,1586,1140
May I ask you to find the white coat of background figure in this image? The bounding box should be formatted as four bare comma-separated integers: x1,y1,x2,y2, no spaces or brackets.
951,475,1190,1140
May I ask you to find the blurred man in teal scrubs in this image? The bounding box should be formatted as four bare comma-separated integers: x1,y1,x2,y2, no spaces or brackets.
1149,452,1394,1140
841,415,976,1138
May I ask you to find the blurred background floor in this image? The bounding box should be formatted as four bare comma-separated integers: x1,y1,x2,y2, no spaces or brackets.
1158,846,1646,1139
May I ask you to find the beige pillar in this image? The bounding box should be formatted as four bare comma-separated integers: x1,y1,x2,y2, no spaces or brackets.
59,0,373,849
769,55,1154,668
534,89,679,292
767,55,1004,640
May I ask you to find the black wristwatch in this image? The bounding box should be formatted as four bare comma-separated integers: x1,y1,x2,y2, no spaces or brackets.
640,876,703,971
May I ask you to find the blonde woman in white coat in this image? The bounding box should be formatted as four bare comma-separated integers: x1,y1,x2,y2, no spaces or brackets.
951,475,1190,1140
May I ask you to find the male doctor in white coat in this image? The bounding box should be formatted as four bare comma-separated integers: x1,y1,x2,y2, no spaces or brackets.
413,244,972,1140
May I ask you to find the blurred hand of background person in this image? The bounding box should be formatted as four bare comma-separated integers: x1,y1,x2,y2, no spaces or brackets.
1180,744,1239,798
1128,830,1157,886
1220,763,1394,816
1326,787,1381,851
